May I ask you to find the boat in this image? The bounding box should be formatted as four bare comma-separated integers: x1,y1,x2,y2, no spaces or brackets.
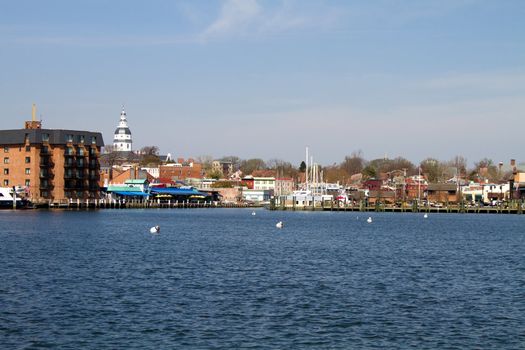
0,187,31,209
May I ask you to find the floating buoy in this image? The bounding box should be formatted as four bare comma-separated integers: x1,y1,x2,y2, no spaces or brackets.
367,217,372,223
276,221,283,229
252,211,256,216
424,213,428,218
150,225,160,234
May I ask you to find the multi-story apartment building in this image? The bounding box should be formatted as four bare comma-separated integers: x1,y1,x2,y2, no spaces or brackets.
0,119,104,203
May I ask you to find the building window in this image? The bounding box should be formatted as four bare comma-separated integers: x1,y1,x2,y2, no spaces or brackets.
26,146,31,152
25,180,30,186
3,147,8,153
42,133,50,142
91,136,97,144
3,157,9,164
3,168,8,175
3,180,8,186
25,168,30,175
65,134,73,143
25,157,31,163
79,135,85,143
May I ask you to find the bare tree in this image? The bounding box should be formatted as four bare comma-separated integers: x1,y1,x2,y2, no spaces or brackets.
341,150,366,176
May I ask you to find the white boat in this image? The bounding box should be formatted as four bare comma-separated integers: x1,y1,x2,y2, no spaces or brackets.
0,187,30,209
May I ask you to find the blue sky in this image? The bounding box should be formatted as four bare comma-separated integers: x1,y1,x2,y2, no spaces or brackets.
1,0,524,166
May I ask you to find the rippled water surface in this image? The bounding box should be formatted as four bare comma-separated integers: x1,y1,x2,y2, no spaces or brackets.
1,209,524,349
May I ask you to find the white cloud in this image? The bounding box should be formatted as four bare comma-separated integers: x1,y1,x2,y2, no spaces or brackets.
198,0,340,41
202,0,261,39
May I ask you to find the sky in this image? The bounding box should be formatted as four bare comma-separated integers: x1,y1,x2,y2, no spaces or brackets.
0,0,524,166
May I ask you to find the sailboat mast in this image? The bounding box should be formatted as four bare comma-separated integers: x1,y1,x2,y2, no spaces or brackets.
305,146,309,192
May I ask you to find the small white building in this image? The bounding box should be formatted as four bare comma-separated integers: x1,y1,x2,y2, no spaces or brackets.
253,177,275,191
242,189,273,203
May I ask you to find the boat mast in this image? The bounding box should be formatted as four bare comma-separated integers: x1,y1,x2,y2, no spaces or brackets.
418,166,421,203
305,146,309,192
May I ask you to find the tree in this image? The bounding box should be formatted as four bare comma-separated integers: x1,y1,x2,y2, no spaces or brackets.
324,165,348,183
140,146,159,156
473,158,498,182
299,161,306,172
240,158,266,175
196,155,214,172
449,155,467,177
340,150,365,176
420,158,443,183
206,169,223,180
267,159,297,178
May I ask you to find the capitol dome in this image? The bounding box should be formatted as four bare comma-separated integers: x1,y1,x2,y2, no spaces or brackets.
113,106,133,152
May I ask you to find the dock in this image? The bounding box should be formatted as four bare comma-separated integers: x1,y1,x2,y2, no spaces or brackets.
269,197,524,214
32,199,260,210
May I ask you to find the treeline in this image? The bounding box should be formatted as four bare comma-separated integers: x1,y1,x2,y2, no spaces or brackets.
116,146,511,184
199,152,511,184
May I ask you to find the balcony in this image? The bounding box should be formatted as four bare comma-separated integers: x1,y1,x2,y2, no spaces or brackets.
39,170,55,179
64,172,77,179
39,182,54,190
39,159,54,167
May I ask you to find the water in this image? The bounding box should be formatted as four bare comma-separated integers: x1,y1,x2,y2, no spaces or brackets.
1,209,524,349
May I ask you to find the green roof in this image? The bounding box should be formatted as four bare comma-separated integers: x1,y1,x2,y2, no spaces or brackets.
107,185,145,192
124,179,149,184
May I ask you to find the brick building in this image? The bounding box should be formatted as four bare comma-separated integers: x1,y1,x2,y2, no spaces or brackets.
159,160,203,182
0,119,104,203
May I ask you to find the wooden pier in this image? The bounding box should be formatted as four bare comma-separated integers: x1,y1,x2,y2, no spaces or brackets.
32,199,259,210
269,197,524,214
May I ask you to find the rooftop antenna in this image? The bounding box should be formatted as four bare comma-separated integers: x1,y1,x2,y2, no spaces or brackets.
32,103,36,122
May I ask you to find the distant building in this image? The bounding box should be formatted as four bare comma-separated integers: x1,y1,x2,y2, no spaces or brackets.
113,106,132,152
0,113,104,203
426,183,458,203
212,160,233,177
159,159,203,181
241,176,275,191
275,177,294,196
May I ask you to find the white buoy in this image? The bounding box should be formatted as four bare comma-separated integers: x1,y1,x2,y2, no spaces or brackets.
252,211,256,216
423,213,428,218
150,225,160,234
276,221,283,229
367,217,372,223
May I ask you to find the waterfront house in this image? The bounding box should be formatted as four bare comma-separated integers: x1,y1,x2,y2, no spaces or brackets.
426,183,458,204
274,177,294,196
367,190,396,206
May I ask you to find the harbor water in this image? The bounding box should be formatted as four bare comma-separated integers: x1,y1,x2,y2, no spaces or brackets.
1,209,524,349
